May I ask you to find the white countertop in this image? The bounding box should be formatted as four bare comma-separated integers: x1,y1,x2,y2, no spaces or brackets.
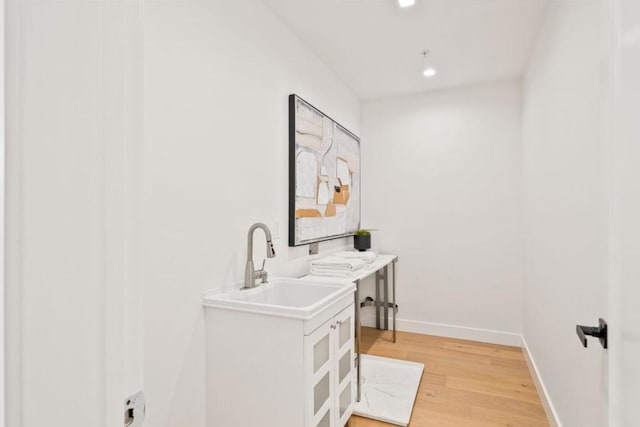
299,254,398,284
202,277,355,320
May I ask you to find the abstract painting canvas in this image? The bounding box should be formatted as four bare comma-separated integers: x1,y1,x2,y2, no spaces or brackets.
289,95,361,246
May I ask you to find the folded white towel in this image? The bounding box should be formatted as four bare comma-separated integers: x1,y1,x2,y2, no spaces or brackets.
310,267,363,278
333,250,377,264
311,256,366,271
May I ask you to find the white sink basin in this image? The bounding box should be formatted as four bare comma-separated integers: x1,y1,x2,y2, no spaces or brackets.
203,278,355,319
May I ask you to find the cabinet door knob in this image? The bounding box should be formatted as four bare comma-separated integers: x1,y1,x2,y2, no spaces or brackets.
336,320,343,325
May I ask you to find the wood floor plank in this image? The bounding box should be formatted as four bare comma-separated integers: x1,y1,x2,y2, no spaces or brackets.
421,383,547,420
471,406,550,427
442,341,525,361
349,327,549,427
445,375,542,405
423,357,536,382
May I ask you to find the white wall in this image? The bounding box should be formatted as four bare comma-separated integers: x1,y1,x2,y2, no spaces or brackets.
610,1,640,424
360,79,524,344
142,1,360,425
1,3,5,424
5,2,142,426
521,1,611,426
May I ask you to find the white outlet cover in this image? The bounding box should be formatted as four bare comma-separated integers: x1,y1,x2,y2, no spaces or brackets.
125,391,145,427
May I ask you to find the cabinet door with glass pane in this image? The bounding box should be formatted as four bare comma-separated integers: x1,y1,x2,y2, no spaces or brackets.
304,318,335,427
333,305,355,426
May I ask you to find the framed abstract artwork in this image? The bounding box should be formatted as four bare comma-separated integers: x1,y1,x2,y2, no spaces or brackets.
289,94,361,246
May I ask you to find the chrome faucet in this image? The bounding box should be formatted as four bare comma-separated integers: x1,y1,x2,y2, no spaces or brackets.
244,223,276,289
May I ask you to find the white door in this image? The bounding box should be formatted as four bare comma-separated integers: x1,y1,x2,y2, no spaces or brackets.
3,3,143,426
610,1,640,424
0,3,5,424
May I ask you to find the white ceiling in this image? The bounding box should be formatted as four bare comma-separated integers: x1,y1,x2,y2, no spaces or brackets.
263,0,549,100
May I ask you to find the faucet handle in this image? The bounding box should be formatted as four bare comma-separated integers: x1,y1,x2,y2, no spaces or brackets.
254,259,268,284
259,260,269,284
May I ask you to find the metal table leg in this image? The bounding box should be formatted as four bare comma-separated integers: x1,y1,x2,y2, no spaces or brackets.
383,265,389,330
392,258,397,343
374,271,381,329
355,279,362,402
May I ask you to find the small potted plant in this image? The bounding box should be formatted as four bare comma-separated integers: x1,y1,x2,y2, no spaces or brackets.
353,229,371,252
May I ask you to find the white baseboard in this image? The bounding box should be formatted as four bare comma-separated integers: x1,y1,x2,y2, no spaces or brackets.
360,314,522,347
521,336,562,427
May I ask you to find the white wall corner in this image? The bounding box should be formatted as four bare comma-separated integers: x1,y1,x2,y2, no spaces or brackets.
0,2,5,425
521,336,563,427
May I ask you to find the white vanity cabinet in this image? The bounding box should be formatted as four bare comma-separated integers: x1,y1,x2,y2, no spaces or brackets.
305,304,355,427
204,279,355,427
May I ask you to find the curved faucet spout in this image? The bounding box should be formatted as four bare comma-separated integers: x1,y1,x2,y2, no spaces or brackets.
244,223,276,289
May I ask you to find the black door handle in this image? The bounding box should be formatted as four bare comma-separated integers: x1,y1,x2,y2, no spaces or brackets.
576,318,607,349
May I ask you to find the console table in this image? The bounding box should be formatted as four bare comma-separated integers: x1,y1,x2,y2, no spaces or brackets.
301,254,398,402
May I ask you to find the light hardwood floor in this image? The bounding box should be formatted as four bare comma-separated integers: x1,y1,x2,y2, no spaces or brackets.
349,327,549,427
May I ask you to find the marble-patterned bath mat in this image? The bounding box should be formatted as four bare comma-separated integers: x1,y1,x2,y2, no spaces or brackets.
353,354,424,426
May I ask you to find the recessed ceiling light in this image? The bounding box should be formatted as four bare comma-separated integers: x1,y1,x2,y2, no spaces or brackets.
423,67,437,78
397,0,416,8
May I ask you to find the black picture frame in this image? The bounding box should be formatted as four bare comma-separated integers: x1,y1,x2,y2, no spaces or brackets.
289,94,361,247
